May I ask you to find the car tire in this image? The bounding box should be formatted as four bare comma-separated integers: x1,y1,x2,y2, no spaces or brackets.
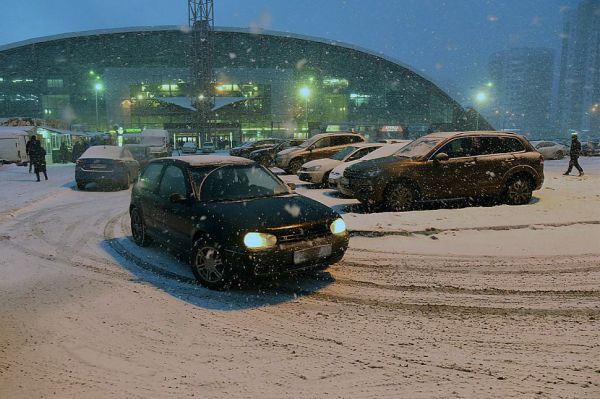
76,181,86,190
385,182,416,211
288,159,303,175
504,176,533,205
130,207,151,247
555,151,564,159
191,238,233,290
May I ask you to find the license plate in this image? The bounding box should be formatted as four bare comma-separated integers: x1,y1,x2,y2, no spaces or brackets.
293,245,332,264
89,164,107,169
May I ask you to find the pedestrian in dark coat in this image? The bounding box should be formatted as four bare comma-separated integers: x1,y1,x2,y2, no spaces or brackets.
30,141,48,182
563,133,584,176
25,135,37,173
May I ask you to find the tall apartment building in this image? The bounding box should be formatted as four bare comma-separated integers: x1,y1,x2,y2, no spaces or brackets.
557,0,600,138
488,48,555,137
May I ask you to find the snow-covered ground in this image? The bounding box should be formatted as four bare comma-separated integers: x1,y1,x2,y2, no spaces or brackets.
0,158,599,398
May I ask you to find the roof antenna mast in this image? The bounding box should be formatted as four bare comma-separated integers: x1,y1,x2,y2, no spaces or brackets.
188,0,215,144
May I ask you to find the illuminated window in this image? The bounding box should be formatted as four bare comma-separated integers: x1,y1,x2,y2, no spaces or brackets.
47,79,63,88
323,77,349,88
350,93,371,106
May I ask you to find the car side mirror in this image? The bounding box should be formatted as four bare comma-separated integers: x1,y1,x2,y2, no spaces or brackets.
170,193,188,204
287,182,297,191
434,152,449,163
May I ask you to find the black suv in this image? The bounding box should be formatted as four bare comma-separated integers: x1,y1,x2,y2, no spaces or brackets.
129,156,349,289
341,131,544,210
229,138,284,158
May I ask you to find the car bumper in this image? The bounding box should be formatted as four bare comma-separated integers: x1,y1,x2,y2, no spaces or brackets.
298,170,325,183
339,177,381,202
225,234,349,276
76,169,128,184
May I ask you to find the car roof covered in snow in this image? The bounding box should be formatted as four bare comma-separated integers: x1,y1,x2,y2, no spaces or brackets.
163,155,254,167
79,145,130,160
426,131,520,139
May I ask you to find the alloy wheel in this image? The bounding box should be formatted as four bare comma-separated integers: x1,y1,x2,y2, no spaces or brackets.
194,246,225,283
507,179,531,205
387,184,414,211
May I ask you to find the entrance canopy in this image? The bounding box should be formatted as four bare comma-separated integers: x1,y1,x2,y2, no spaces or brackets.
154,96,254,112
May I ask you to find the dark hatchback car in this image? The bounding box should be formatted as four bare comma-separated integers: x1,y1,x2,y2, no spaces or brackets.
341,131,544,210
76,145,140,190
129,156,349,289
229,138,283,158
248,139,305,166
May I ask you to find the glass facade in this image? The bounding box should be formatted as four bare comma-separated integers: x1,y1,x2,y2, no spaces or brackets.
0,27,490,143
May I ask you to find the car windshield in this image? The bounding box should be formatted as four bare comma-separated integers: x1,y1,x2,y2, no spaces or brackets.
331,146,357,161
394,137,444,159
298,136,319,148
197,165,289,202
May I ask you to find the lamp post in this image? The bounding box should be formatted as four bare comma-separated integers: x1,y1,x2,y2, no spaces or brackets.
299,86,311,134
94,82,103,131
474,91,488,130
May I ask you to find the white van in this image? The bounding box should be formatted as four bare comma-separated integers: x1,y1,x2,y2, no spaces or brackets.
0,127,32,165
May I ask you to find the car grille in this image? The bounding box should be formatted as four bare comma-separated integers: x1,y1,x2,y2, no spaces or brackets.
343,168,363,179
271,224,330,243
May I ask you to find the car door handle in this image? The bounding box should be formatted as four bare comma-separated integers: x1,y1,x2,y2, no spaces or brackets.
465,161,476,166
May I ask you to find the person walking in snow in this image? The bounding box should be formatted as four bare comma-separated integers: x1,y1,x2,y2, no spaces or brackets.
563,132,584,177
29,140,48,182
25,135,36,173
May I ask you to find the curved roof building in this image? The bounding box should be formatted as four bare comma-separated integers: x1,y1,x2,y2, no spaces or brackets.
0,26,489,141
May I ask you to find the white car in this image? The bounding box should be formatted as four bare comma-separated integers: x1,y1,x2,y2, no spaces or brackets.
328,141,412,190
297,143,383,184
181,141,198,154
201,142,215,153
530,140,567,160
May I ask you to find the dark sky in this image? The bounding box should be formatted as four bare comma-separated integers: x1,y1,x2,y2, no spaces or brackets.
0,0,575,103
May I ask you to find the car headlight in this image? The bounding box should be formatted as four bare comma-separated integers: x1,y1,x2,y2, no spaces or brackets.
366,169,382,177
330,218,347,235
243,232,277,249
329,171,340,178
305,165,322,171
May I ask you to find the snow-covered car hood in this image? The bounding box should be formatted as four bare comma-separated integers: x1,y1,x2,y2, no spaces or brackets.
276,147,301,157
330,159,361,178
302,158,342,170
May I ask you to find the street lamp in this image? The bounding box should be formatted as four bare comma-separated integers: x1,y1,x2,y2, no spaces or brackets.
474,91,488,130
299,86,311,133
94,82,103,131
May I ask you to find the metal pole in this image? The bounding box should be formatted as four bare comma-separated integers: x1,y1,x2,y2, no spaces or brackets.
305,98,309,134
95,90,99,131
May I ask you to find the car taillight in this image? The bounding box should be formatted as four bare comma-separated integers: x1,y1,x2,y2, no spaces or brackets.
76,159,83,166
539,154,544,164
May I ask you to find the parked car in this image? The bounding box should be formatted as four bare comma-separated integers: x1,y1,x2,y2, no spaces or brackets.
129,156,349,289
530,140,567,160
201,142,215,154
123,144,154,168
341,131,544,210
229,138,284,158
181,141,198,154
275,132,368,174
298,143,383,184
329,141,412,189
581,141,600,156
249,139,305,167
76,145,140,190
